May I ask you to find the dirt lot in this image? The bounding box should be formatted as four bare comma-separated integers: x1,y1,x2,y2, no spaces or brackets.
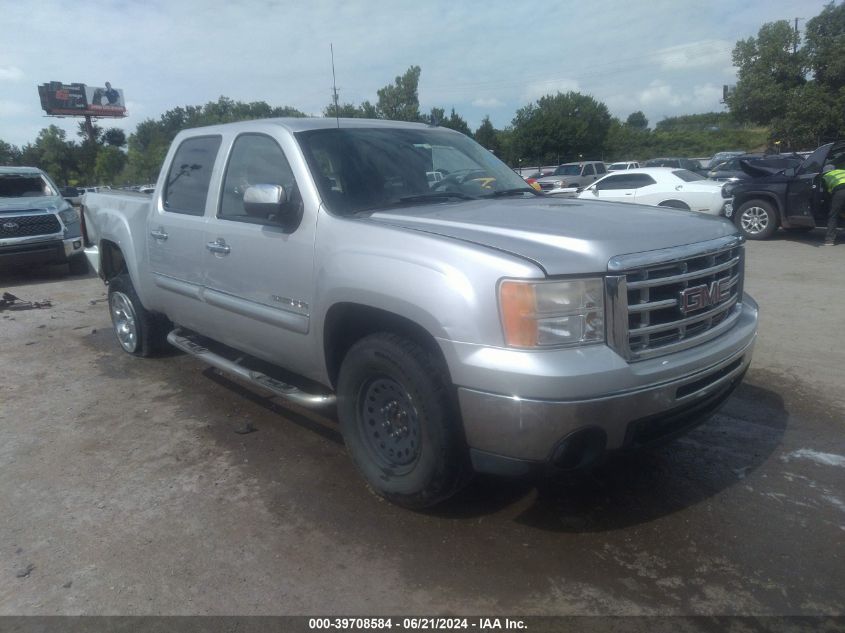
0,229,843,616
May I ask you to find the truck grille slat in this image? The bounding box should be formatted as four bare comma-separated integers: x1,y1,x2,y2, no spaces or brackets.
606,236,744,362
0,214,61,238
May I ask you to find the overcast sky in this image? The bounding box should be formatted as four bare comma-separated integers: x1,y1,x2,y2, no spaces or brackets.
0,0,831,147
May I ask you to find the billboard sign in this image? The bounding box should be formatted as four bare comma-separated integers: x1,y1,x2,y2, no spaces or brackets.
37,81,127,117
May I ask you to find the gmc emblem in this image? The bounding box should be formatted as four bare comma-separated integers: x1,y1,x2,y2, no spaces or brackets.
679,278,732,314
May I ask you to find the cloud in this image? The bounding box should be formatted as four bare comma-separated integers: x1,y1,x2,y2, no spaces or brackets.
0,100,27,117
638,80,688,108
471,97,504,108
0,66,24,81
522,78,580,103
657,39,733,71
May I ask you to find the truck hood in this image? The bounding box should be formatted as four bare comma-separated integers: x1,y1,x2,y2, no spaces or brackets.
0,195,64,213
366,197,738,275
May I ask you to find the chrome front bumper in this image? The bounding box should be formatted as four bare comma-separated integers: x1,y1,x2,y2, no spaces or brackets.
455,297,757,471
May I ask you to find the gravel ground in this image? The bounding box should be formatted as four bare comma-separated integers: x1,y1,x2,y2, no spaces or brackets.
0,228,843,616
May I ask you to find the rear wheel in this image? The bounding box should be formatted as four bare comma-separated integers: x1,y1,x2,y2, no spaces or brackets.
736,199,778,240
107,273,168,357
337,332,469,509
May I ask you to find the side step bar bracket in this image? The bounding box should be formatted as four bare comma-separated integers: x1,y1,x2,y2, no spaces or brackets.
166,329,336,408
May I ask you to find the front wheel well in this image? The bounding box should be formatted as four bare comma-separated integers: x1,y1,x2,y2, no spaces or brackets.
733,193,783,221
323,303,450,390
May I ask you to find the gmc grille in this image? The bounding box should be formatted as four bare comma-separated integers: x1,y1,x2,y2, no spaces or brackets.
0,214,62,238
606,235,744,362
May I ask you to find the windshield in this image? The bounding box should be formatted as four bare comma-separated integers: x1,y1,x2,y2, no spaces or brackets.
672,169,705,182
608,163,627,170
296,126,533,215
553,165,581,176
0,174,57,198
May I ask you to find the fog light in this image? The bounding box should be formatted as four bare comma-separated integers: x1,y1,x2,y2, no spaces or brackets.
73,240,81,249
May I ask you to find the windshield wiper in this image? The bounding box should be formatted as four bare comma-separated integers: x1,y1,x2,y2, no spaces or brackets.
482,188,540,198
395,192,477,204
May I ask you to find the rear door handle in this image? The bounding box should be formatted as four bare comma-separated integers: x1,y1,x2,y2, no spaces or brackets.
150,228,168,241
206,238,231,255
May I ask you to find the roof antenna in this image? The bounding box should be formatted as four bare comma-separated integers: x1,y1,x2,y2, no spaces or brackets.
331,43,340,128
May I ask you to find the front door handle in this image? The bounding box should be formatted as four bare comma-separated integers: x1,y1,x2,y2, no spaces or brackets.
206,238,231,255
150,228,168,241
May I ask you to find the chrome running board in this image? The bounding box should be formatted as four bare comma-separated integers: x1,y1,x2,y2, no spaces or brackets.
167,329,336,408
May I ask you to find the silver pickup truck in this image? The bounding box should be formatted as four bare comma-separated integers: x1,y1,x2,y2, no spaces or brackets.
82,118,758,508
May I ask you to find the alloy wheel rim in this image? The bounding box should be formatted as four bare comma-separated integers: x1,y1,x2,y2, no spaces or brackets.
740,206,769,234
110,291,138,352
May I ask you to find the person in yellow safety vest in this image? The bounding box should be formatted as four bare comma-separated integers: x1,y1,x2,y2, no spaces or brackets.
822,162,845,246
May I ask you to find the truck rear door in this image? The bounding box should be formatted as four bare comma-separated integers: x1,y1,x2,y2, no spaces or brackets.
146,134,221,329
199,132,317,369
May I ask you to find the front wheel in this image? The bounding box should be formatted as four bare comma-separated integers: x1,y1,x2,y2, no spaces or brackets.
337,333,469,509
735,199,778,240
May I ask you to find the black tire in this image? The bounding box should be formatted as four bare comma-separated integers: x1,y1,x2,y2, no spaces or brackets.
337,332,470,509
735,199,778,240
658,200,691,210
107,273,169,357
67,255,89,276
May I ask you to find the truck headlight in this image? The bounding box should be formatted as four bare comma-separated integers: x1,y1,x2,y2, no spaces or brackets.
721,182,737,199
58,205,79,224
499,278,605,348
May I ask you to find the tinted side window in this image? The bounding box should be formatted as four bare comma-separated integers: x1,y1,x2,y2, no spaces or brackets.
582,164,595,176
597,174,656,190
596,175,629,190
595,163,606,174
219,134,300,224
164,136,222,215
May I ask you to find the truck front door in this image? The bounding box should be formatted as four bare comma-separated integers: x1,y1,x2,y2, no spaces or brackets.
147,135,221,328
200,132,318,375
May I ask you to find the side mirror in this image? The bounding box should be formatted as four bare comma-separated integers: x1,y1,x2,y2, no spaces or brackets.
244,184,301,231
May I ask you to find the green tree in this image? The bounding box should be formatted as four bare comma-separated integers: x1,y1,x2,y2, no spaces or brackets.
474,116,500,154
95,145,127,183
376,65,421,121
510,92,612,164
33,126,75,185
423,107,472,135
804,2,845,90
103,128,127,147
625,111,649,130
727,20,806,125
0,140,21,165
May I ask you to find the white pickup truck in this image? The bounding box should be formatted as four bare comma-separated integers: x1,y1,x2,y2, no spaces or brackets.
82,118,758,508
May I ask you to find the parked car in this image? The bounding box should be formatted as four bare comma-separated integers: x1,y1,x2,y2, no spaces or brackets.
534,160,607,191
724,141,845,239
576,167,730,215
707,153,804,181
0,166,88,274
705,151,745,170
644,157,706,174
59,185,83,206
81,118,757,508
607,161,640,172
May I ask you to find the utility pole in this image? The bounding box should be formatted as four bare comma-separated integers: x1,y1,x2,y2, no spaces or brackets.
330,43,340,128
793,17,803,55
